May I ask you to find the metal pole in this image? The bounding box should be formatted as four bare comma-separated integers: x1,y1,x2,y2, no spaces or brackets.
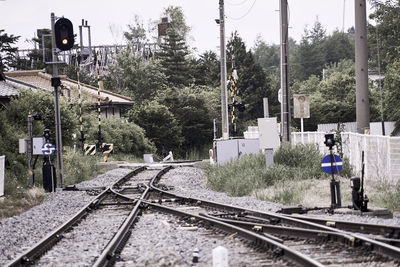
51,12,64,188
263,98,269,118
79,20,83,52
213,118,217,140
280,0,291,143
329,149,337,208
219,0,229,140
355,0,370,134
97,80,103,148
301,118,304,144
41,35,46,63
87,24,92,64
376,24,385,136
27,114,34,187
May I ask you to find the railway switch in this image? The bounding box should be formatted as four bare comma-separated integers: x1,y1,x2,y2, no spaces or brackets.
350,177,369,212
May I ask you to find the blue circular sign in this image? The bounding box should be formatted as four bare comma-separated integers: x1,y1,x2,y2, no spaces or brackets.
321,154,343,174
41,143,56,155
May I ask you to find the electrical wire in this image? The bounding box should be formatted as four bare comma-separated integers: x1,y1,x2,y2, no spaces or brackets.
226,0,250,6
226,0,257,20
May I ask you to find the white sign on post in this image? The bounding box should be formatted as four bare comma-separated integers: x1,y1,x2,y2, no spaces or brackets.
293,94,310,144
293,94,310,119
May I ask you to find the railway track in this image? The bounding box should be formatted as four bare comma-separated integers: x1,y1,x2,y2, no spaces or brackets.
6,165,400,266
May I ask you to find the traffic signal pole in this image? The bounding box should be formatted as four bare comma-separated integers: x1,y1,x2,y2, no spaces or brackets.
50,12,64,188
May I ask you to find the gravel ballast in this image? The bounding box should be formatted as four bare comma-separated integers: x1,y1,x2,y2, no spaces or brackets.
1,165,399,266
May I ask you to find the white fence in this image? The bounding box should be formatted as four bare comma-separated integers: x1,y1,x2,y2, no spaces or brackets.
341,132,400,184
291,132,400,184
318,121,397,136
291,132,335,155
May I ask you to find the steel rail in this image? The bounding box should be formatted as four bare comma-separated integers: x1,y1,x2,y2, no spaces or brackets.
6,188,114,267
93,166,172,267
5,167,144,267
287,214,400,238
149,178,400,261
144,201,324,267
203,213,358,244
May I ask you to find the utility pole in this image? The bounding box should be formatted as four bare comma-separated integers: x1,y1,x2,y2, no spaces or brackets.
219,0,229,140
355,0,370,134
280,0,291,143
51,12,64,188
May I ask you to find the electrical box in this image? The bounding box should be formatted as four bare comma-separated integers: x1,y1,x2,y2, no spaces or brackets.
257,117,280,151
19,139,27,153
216,138,260,165
33,138,45,155
19,138,45,155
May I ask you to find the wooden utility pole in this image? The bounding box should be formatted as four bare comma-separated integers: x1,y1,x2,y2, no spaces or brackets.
280,0,290,143
219,0,229,140
355,0,370,133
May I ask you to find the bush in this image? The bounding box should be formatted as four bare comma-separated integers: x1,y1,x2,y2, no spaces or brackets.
84,117,156,157
205,144,344,197
63,150,102,186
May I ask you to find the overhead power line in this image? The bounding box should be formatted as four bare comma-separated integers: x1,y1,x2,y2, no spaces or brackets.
226,0,257,20
226,0,250,6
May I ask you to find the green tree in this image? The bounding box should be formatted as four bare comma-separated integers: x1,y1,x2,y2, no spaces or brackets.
4,89,78,146
27,29,52,72
104,50,167,105
157,28,190,86
369,0,400,71
98,118,155,156
156,6,191,87
323,30,354,64
0,29,20,72
162,6,191,41
226,32,272,129
124,15,148,44
383,60,400,134
292,60,356,130
131,101,183,154
157,86,214,153
253,36,280,74
291,20,327,81
190,50,220,87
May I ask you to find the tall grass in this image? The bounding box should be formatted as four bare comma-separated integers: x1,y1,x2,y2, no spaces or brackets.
63,150,103,186
205,143,353,197
376,183,400,211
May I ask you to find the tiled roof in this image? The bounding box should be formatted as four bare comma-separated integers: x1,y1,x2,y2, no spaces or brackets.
4,70,133,106
0,80,18,97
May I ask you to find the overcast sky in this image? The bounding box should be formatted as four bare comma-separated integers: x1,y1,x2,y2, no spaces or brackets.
1,0,373,54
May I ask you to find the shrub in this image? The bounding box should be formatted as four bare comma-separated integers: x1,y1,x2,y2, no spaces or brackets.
63,150,102,186
205,144,343,197
84,118,156,157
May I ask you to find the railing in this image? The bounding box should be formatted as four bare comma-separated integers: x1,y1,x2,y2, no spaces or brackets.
291,131,400,184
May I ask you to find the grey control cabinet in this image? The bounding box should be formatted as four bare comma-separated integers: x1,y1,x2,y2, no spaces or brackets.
216,138,259,165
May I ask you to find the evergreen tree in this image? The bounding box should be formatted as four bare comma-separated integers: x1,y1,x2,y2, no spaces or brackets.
291,20,327,81
157,28,190,87
368,0,400,71
190,50,220,87
226,32,272,128
0,29,20,72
